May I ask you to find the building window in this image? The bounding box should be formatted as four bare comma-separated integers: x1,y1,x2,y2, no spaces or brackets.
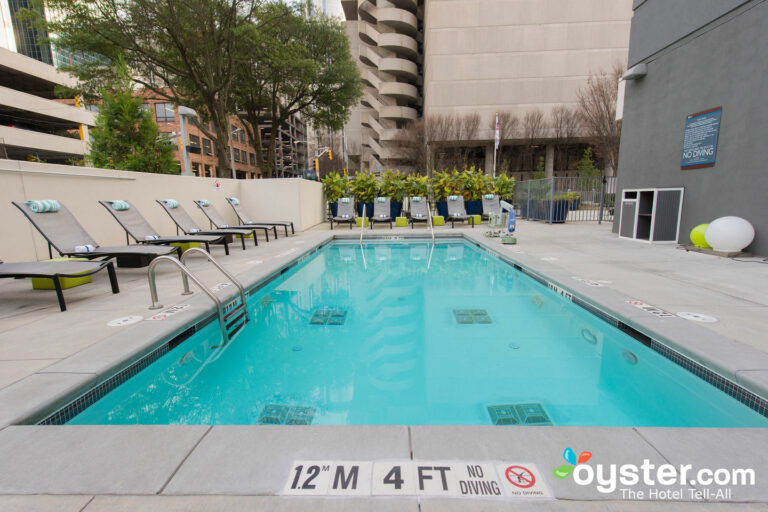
188,135,200,148
236,171,246,180
239,130,245,143
191,162,200,176
202,138,212,155
204,164,212,177
233,149,241,163
85,104,99,114
140,103,152,113
249,153,255,166
155,103,175,122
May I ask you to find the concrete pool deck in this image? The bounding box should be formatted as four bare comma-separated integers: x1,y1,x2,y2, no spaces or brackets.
0,220,766,509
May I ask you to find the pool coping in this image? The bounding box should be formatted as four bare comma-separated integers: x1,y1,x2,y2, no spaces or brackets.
5,230,768,429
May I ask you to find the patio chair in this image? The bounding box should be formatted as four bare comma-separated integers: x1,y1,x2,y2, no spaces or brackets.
482,194,501,220
193,200,276,242
155,199,257,250
330,197,355,230
225,197,294,236
12,201,179,267
0,257,119,312
98,200,229,255
371,197,392,229
446,196,475,228
409,197,430,228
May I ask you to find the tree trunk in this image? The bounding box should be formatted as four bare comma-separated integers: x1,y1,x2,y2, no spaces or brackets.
207,102,232,179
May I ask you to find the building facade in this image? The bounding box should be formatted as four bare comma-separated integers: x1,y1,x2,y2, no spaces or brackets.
0,0,93,163
342,0,633,177
613,0,767,254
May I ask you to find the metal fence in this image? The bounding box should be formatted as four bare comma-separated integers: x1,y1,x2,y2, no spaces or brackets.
513,176,617,224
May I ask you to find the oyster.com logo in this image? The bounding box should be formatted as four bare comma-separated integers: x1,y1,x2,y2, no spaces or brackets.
553,447,591,479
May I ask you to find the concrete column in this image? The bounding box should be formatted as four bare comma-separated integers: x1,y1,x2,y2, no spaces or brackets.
545,143,555,178
484,143,494,174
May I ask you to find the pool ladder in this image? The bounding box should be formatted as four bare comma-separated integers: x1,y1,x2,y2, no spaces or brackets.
147,248,249,345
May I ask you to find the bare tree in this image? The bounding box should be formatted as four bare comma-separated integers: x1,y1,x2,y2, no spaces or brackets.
391,118,430,174
576,64,625,174
550,105,581,171
496,111,519,143
520,109,546,171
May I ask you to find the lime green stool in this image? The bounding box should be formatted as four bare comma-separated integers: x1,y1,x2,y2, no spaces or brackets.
470,214,482,226
432,216,445,226
171,241,202,253
356,217,370,227
32,257,91,290
395,217,408,227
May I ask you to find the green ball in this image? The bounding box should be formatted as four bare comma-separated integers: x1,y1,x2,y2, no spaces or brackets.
690,224,711,248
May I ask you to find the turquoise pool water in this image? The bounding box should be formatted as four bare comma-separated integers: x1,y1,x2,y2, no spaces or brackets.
69,241,768,427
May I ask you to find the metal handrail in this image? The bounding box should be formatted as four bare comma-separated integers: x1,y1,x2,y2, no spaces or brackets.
360,203,366,245
428,203,435,243
147,255,229,343
180,248,249,323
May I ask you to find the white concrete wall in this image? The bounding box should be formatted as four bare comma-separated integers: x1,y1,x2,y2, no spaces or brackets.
0,160,325,263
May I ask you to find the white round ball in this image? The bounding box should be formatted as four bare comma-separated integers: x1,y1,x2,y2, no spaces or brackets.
704,216,755,252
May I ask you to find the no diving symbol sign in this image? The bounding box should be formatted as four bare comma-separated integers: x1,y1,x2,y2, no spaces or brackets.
283,460,552,499
505,465,535,488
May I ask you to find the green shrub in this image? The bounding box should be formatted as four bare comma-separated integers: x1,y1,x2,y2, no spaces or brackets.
380,170,408,202
405,174,429,197
493,174,515,200
321,171,349,203
350,170,378,203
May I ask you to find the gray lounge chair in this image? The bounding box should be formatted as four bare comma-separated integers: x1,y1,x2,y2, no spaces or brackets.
0,257,118,312
193,200,276,241
226,197,294,236
445,196,475,228
371,197,392,229
13,201,179,267
156,200,258,250
98,200,229,255
482,194,501,220
330,197,355,230
409,196,430,228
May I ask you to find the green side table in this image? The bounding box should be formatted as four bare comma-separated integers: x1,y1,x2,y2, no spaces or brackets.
395,217,408,227
432,216,445,226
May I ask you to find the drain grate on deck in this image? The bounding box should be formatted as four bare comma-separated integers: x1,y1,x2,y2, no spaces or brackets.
453,309,492,324
310,308,347,325
488,402,552,426
258,404,316,425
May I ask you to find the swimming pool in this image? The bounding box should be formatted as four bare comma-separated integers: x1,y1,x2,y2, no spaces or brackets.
67,240,768,427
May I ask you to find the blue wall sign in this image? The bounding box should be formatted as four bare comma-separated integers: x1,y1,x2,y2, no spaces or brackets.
681,107,722,169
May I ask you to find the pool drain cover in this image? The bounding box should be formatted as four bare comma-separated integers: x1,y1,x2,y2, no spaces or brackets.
453,309,492,324
258,405,315,425
310,308,347,325
488,403,552,426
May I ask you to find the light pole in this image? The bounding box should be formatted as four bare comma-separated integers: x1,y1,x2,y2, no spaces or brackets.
177,106,198,176
229,126,242,179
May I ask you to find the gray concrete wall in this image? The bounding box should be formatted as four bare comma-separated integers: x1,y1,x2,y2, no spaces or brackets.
614,0,768,255
627,0,750,65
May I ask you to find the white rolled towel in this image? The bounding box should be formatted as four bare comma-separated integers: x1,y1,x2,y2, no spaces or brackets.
74,245,96,253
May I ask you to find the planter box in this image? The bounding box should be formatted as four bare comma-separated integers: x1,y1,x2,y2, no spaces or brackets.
390,201,403,219
31,257,91,290
356,202,374,219
329,202,338,217
436,201,448,218
465,200,482,216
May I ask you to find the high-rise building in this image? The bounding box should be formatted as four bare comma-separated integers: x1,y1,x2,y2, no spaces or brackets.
342,0,633,177
0,0,93,163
